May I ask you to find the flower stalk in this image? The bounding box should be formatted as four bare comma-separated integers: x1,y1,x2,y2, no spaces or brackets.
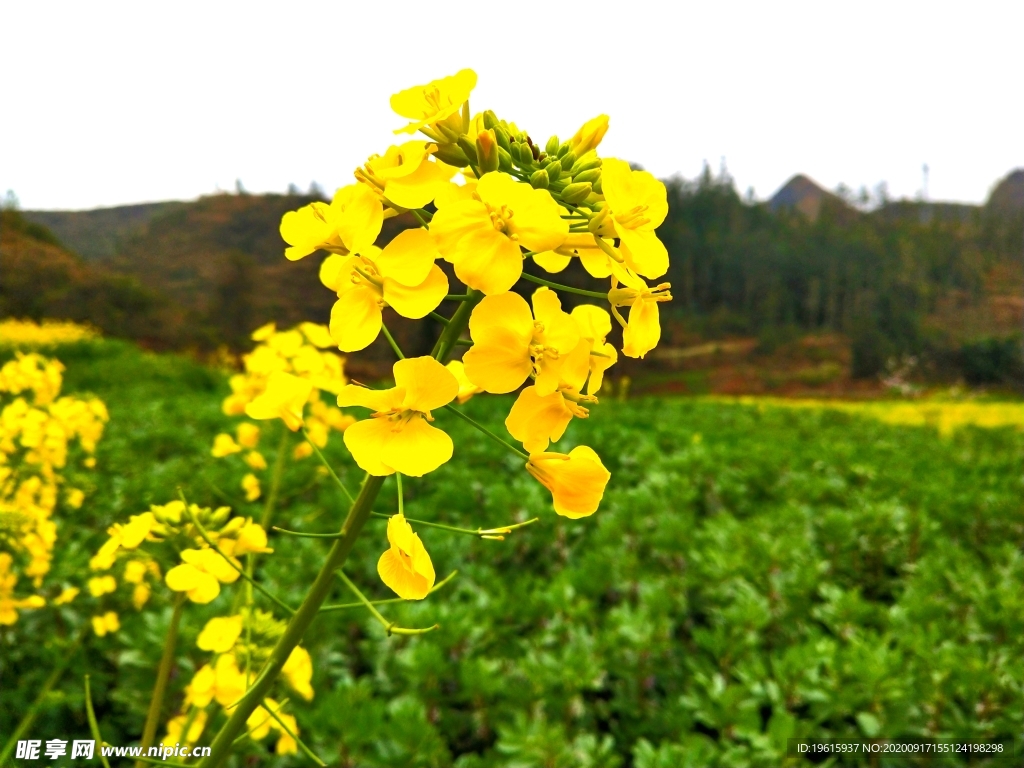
137,592,186,764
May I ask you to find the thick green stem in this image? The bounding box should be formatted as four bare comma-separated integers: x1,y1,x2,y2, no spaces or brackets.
137,593,186,764
432,289,481,360
261,428,290,529
198,474,386,768
0,635,83,766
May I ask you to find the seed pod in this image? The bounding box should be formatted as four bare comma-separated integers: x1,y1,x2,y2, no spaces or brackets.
530,169,550,189
544,159,562,182
572,168,601,185
559,152,577,171
545,135,560,156
561,182,593,204
432,143,471,167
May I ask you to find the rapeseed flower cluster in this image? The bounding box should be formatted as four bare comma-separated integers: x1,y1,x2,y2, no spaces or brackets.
0,318,97,347
216,323,355,500
275,68,673,601
0,352,107,625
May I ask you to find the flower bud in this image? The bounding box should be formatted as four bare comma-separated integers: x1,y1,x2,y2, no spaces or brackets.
457,136,479,166
592,177,603,194
210,505,232,526
529,169,550,189
561,182,593,204
476,130,499,174
494,124,511,152
432,143,471,167
570,152,601,177
572,168,601,185
543,159,562,182
482,110,499,130
511,142,530,165
497,147,513,172
545,135,560,156
559,152,577,172
556,141,571,158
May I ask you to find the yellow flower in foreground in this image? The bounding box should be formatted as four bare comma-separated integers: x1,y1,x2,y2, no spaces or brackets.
242,473,261,502
608,271,672,359
431,172,568,295
505,331,594,453
91,611,120,637
377,513,436,600
231,519,274,555
165,548,240,604
282,646,314,701
568,114,610,156
321,229,448,352
211,433,241,458
337,357,459,476
197,615,244,653
526,446,611,519
599,158,670,279
446,360,483,404
463,288,580,395
570,305,618,394
280,183,383,261
357,141,457,209
212,653,247,706
245,371,314,431
390,68,476,135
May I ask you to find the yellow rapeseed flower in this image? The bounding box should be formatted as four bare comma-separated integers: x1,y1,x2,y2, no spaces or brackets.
164,710,208,746
282,646,314,701
231,519,274,555
87,574,117,597
320,229,448,352
91,611,120,637
608,271,672,359
236,422,260,448
463,288,580,395
431,172,568,295
526,446,611,519
336,356,459,477
280,183,383,262
445,360,483,404
356,141,457,209
570,305,618,394
211,433,242,457
377,513,435,600
390,68,476,136
568,114,610,156
245,371,314,431
598,158,670,279
242,473,261,501
165,548,240,604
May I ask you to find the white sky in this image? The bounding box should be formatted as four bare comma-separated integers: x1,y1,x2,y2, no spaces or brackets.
2,1,1021,211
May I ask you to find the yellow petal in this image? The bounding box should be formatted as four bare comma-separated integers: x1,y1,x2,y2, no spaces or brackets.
343,417,398,476
394,356,460,413
429,199,491,258
532,250,572,273
211,433,242,458
570,305,612,343
526,446,610,519
446,360,483,404
245,371,313,430
381,414,453,477
377,514,435,599
587,342,617,394
559,338,593,393
505,386,573,453
390,69,477,134
375,228,440,287
213,654,247,707
329,285,383,353
532,288,579,354
463,292,534,393
452,228,523,296
331,184,383,254
280,202,340,261
601,158,669,231
383,264,448,319
568,115,610,155
336,384,404,413
299,322,335,349
618,228,669,280
382,154,456,209
622,298,661,359
197,615,244,653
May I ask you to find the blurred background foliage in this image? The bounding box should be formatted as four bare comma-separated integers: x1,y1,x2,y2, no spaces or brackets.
3,167,1022,391
1,339,1021,766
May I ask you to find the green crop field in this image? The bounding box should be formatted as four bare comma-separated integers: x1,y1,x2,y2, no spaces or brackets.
2,339,1022,767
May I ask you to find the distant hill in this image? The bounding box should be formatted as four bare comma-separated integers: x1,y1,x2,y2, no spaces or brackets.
22,202,186,261
987,169,1024,212
768,174,850,221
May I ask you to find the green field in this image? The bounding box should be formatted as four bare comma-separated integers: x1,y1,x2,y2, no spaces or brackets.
3,340,1023,767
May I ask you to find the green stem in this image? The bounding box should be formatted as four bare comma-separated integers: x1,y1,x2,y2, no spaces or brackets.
137,592,186,765
369,511,538,539
0,634,83,766
261,700,326,766
336,571,439,636
320,570,457,612
411,209,432,226
443,404,529,460
84,675,113,768
432,289,481,361
198,474,387,768
428,311,449,326
261,428,290,529
519,272,608,299
380,322,405,359
443,294,471,301
396,473,403,514
303,429,355,503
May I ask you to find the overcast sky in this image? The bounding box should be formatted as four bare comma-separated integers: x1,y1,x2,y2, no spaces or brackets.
2,1,1020,211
